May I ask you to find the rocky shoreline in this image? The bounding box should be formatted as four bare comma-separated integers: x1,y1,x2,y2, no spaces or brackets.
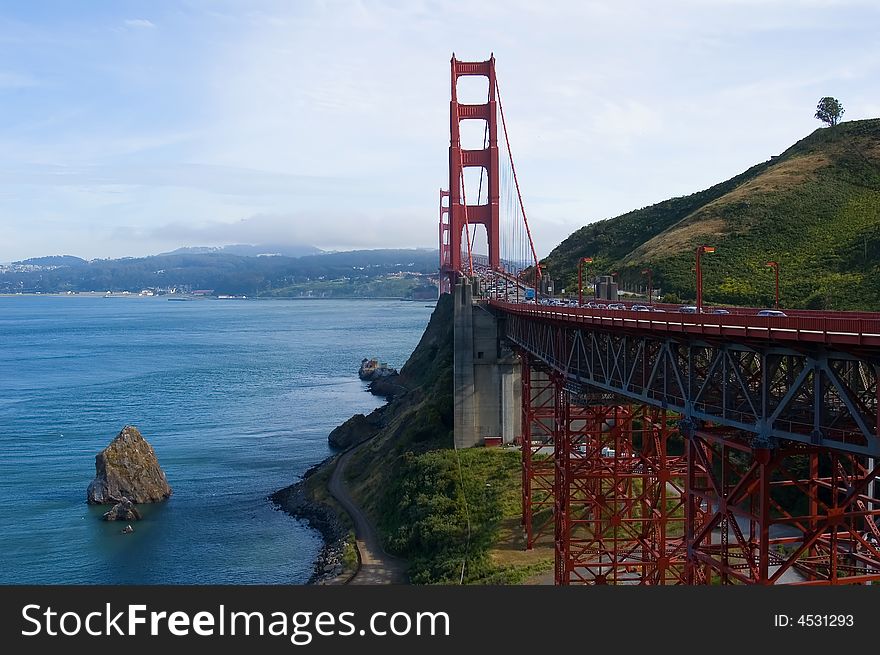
270,371,406,584
269,457,350,584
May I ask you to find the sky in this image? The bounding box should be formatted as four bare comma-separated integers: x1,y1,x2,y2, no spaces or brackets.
1,0,879,262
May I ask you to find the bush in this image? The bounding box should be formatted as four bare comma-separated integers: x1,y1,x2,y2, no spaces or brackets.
377,449,517,584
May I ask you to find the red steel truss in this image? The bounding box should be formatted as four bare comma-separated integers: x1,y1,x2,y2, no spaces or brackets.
519,351,880,585
686,426,880,584
520,353,557,549
555,401,694,585
520,350,701,584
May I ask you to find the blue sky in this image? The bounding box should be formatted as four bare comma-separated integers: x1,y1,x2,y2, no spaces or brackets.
1,0,878,261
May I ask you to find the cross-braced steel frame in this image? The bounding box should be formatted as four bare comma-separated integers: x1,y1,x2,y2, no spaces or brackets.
509,312,880,584
505,314,880,456
520,353,698,584
685,426,880,584
520,354,557,549
556,402,693,585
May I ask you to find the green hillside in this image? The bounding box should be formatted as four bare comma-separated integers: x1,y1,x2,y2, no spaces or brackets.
542,118,880,310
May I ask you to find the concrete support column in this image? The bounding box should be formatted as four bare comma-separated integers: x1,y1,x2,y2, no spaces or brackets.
500,353,521,445
454,278,521,448
454,278,477,448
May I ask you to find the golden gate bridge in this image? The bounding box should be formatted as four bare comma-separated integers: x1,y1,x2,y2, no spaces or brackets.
439,54,880,585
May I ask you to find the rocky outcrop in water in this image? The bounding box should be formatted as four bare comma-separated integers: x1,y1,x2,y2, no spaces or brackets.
102,496,142,521
87,425,173,505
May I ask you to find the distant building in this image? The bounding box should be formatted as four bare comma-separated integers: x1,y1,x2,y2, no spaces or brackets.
191,289,214,296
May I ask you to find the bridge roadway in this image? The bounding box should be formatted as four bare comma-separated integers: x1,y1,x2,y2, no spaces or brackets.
491,298,880,347
489,298,880,456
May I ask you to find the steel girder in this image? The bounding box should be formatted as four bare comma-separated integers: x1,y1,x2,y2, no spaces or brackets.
505,314,880,456
556,404,692,585
520,355,557,549
685,427,880,584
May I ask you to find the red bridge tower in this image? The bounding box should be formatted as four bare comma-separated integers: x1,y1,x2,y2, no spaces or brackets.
442,55,501,292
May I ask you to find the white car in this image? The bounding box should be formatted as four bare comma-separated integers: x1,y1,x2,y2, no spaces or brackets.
756,309,787,317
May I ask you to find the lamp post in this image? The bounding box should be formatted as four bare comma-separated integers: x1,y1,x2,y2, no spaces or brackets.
695,245,715,313
766,261,779,309
578,257,593,306
641,268,653,303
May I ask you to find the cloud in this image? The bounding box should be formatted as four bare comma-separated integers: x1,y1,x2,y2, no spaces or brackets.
123,19,155,29
0,162,354,198
140,211,432,251
0,71,37,89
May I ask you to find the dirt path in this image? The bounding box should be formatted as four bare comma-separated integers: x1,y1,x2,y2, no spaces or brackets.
328,444,408,584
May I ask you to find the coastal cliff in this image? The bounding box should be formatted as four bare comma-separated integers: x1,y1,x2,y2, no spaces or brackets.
273,294,552,584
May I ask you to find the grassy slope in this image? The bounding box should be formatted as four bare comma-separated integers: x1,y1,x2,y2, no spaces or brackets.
542,118,880,310
339,294,550,584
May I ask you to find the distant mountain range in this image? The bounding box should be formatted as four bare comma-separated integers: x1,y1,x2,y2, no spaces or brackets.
14,255,89,267
2,248,439,299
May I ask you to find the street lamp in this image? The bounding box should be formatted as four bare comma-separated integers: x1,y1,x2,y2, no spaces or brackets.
641,268,653,303
766,261,780,309
695,245,715,313
578,257,594,306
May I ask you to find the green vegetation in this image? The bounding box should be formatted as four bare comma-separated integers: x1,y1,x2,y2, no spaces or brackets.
815,97,845,127
541,118,880,310
375,447,536,584
342,531,359,572
336,293,548,584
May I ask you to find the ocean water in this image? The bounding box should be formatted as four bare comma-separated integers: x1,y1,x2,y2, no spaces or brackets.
0,295,432,584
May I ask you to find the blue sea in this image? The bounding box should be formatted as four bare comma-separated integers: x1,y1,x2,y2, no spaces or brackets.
0,295,432,584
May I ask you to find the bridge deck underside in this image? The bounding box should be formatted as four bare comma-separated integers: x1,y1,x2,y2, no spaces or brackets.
505,313,880,457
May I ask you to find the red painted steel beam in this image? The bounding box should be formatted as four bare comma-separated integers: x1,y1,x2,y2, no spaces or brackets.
448,55,500,282
490,300,880,349
685,428,880,585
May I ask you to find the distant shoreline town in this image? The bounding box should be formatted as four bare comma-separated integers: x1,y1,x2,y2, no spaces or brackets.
0,247,440,300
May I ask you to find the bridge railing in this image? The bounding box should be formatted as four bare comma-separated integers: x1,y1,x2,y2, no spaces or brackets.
490,300,880,347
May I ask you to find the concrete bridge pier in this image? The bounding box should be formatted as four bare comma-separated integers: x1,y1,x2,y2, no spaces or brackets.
453,278,521,448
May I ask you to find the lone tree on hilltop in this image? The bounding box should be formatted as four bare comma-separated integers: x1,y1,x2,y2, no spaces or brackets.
815,97,844,127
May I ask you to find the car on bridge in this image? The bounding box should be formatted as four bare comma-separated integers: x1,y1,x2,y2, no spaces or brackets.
756,309,787,317
631,304,650,312
712,308,730,315
678,306,699,313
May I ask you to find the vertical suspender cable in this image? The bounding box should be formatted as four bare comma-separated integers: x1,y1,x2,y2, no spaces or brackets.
496,79,542,282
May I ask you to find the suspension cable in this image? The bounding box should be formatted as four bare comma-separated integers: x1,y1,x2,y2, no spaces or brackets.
496,78,541,281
